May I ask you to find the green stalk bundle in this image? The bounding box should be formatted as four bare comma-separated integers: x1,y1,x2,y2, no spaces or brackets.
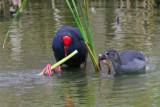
2,0,27,48
65,0,100,71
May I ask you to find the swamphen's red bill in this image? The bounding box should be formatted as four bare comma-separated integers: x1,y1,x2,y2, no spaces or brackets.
62,35,72,56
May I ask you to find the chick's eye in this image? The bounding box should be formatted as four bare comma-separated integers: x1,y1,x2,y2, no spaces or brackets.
106,52,109,55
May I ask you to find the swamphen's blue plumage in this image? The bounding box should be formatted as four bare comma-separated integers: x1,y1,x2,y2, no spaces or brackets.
52,26,87,67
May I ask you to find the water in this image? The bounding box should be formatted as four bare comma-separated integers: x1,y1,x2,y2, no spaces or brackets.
0,0,160,107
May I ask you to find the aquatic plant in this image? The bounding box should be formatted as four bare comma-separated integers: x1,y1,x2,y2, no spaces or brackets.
2,0,27,48
65,0,100,71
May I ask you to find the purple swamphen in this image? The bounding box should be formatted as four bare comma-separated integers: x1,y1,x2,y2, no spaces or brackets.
52,26,87,67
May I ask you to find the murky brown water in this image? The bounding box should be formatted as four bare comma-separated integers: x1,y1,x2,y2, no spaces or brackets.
0,0,160,107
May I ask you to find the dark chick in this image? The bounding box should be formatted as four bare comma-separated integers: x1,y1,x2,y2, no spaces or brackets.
99,49,146,75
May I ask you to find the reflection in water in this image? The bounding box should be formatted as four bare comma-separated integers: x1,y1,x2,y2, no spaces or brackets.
10,21,22,62
91,0,155,55
65,94,74,107
51,0,62,29
96,75,153,107
0,0,160,107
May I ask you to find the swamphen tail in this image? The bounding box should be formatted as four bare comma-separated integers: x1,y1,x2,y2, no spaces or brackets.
52,26,87,67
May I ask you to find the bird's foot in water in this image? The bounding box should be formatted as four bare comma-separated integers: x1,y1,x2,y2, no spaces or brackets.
41,64,62,77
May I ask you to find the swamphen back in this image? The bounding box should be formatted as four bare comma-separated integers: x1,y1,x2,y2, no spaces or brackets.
52,26,87,67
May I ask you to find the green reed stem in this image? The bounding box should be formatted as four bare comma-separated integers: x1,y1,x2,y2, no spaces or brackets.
65,0,100,71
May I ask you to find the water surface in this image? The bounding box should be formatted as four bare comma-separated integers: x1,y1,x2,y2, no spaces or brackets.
0,0,160,107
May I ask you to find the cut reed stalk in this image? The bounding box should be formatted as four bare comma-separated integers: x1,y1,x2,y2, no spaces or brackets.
39,50,78,76
51,50,78,70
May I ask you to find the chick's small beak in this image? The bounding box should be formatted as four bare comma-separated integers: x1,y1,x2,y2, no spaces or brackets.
98,54,106,60
98,54,111,75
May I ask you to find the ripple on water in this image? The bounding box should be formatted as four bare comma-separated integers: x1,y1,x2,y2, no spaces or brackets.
0,69,56,88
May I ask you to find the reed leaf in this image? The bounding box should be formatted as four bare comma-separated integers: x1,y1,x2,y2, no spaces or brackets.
65,0,100,71
66,0,88,42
